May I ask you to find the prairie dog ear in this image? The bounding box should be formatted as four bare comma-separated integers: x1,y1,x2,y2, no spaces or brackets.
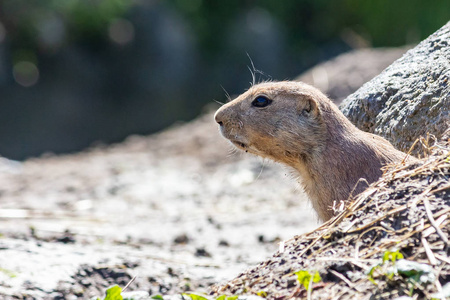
299,96,320,118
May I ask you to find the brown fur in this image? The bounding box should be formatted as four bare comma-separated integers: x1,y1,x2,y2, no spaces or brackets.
214,81,413,221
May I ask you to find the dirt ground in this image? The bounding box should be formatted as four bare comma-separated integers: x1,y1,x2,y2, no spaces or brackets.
0,111,318,299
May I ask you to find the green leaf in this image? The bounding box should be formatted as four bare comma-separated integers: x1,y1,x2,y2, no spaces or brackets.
104,285,123,300
226,297,238,300
215,296,226,300
294,270,321,291
256,291,267,298
183,293,209,300
152,296,164,300
295,270,310,290
0,268,16,278
382,249,404,263
312,271,321,283
366,265,380,285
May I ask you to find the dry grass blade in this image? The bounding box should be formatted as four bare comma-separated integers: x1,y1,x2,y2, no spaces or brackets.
423,198,449,247
122,275,137,292
421,236,438,265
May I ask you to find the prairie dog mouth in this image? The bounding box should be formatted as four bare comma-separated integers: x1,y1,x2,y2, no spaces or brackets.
231,139,262,156
218,126,248,149
231,140,247,149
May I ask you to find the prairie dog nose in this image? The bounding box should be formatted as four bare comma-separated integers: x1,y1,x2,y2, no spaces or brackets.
214,108,224,126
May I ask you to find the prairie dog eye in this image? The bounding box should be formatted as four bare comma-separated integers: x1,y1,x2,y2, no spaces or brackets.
251,96,272,108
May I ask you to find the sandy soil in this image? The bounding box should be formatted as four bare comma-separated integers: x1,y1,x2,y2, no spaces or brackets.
0,111,317,299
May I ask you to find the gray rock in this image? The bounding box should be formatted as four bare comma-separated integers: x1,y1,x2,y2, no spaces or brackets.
340,22,450,154
297,46,409,104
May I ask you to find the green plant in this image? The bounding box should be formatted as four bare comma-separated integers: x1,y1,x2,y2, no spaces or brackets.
256,291,267,298
184,294,241,300
0,268,16,278
183,294,209,300
382,249,404,263
367,248,436,297
98,285,123,300
215,296,238,300
368,248,404,284
294,270,321,291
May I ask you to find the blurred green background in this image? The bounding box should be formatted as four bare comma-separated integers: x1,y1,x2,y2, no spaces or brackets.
0,0,448,159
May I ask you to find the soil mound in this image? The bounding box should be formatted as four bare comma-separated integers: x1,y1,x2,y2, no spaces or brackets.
212,143,450,299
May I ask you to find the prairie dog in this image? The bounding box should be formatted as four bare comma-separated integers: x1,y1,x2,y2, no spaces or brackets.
214,81,411,221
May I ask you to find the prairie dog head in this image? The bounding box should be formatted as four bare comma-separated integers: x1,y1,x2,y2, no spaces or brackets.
214,81,328,164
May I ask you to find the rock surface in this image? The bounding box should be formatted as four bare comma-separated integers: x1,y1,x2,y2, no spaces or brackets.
296,46,409,104
340,22,450,154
